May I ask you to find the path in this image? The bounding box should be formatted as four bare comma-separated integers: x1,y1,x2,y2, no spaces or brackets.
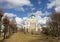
0,32,60,42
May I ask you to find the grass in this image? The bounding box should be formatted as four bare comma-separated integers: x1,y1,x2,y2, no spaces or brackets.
0,32,60,42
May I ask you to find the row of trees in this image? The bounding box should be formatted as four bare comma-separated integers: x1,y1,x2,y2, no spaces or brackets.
42,13,60,37
0,9,17,39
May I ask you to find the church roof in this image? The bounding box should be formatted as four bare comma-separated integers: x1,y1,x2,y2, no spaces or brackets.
28,14,35,17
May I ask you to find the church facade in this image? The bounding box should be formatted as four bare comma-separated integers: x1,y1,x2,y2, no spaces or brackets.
23,14,42,33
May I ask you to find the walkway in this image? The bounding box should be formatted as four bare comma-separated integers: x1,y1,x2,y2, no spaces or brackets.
0,32,59,42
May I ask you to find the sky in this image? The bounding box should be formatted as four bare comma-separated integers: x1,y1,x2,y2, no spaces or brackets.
0,0,60,28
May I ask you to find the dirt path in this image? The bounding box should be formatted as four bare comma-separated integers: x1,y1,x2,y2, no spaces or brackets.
0,32,60,42
1,32,40,42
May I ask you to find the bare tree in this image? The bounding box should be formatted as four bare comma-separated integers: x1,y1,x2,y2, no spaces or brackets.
46,13,60,36
9,18,17,33
3,15,9,39
0,7,3,36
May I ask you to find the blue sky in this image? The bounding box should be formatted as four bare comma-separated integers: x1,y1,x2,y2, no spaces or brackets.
0,0,55,18
0,0,60,27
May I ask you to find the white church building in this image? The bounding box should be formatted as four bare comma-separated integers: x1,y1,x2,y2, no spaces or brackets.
23,14,42,32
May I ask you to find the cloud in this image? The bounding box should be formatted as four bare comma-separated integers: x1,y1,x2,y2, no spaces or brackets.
31,8,35,11
0,0,3,2
5,0,32,6
31,11,50,17
23,17,28,20
38,17,47,25
47,1,55,9
15,17,23,24
55,7,60,12
38,1,41,4
15,17,23,28
55,0,60,12
2,0,33,11
4,13,17,17
47,0,60,12
55,0,60,6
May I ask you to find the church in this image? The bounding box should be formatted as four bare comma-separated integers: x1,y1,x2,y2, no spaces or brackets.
23,14,42,33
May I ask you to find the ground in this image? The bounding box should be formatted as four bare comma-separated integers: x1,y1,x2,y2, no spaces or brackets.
0,32,60,42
